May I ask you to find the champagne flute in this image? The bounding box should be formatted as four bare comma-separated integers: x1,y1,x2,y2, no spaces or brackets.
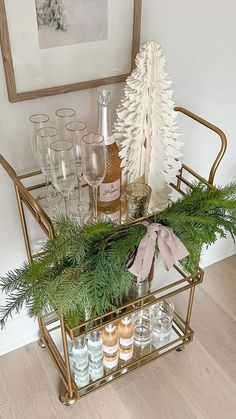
37,127,58,210
82,133,106,221
66,121,87,217
29,113,49,161
55,108,76,139
50,140,77,217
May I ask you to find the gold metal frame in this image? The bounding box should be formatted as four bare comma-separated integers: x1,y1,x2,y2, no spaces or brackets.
0,107,227,406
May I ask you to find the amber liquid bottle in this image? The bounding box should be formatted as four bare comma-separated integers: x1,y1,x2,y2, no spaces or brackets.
97,88,121,210
102,323,119,372
118,316,134,362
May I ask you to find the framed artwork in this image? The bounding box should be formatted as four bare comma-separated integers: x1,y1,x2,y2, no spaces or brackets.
0,0,142,102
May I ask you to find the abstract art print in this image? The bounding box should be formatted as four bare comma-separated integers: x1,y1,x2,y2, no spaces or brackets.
35,0,108,49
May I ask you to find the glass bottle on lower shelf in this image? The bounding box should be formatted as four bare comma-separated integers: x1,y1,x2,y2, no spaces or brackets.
73,365,90,388
87,330,104,381
89,359,104,382
102,323,119,372
133,308,153,348
87,330,103,363
152,299,174,342
72,337,88,370
118,316,134,362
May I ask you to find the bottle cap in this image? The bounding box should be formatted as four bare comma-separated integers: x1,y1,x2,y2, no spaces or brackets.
122,316,131,325
88,330,101,342
105,323,116,333
73,337,85,349
98,88,111,106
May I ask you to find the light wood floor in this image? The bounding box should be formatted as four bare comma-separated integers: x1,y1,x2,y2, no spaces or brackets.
0,256,236,419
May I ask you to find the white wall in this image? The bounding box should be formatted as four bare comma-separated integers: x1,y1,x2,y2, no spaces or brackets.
142,0,236,264
1,0,235,355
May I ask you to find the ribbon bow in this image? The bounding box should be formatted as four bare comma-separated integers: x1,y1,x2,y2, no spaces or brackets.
128,223,189,283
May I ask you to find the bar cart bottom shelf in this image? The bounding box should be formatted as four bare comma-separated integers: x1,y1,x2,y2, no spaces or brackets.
42,315,194,406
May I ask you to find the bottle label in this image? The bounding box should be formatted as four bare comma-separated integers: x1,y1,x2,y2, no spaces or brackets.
73,357,88,370
103,357,118,369
88,345,103,363
100,179,120,202
119,350,133,361
74,371,90,388
119,337,134,347
89,365,104,381
104,135,115,146
103,343,118,355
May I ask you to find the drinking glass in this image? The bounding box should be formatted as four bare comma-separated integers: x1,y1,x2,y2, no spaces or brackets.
152,299,174,341
50,140,77,216
37,127,58,209
29,113,49,161
133,308,153,348
55,108,76,139
66,121,87,218
82,134,106,221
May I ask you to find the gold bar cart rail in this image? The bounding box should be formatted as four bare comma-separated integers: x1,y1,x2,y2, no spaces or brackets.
0,107,227,405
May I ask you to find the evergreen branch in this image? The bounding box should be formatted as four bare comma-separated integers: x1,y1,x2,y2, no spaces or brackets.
0,182,235,328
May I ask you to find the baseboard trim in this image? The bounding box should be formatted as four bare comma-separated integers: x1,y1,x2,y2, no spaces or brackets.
201,247,236,268
0,333,38,357
0,315,38,356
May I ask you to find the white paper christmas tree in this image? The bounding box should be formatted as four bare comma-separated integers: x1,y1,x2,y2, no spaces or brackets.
114,41,182,211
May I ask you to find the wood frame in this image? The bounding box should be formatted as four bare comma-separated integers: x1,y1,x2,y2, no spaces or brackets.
0,0,142,103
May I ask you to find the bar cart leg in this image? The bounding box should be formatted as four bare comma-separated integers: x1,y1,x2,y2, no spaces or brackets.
59,315,77,406
38,316,47,348
186,287,196,329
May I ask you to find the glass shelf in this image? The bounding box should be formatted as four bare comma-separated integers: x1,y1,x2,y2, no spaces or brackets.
75,316,192,398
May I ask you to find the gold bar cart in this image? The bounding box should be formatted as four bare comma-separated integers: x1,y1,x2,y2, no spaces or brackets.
0,107,227,406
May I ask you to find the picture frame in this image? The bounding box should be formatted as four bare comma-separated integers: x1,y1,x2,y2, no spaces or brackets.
0,0,142,103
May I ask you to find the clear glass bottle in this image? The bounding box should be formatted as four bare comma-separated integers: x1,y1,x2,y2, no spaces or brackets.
152,299,174,341
102,323,119,371
89,359,104,382
73,365,90,388
133,308,153,348
72,337,88,370
87,330,103,363
97,88,121,210
118,316,134,361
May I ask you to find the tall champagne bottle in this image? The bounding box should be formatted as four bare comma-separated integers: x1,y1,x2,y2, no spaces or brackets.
97,88,121,210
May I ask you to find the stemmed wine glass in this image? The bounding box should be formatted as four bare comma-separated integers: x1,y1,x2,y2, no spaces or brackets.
37,127,58,210
29,113,49,161
66,121,87,217
55,108,76,139
82,133,106,221
50,140,77,217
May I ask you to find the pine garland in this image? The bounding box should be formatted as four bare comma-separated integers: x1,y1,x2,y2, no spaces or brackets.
1,183,236,328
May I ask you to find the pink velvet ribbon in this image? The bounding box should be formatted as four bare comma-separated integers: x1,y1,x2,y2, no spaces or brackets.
128,223,189,282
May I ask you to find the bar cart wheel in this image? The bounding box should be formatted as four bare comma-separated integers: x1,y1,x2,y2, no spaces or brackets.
59,392,77,406
176,346,184,352
38,337,47,349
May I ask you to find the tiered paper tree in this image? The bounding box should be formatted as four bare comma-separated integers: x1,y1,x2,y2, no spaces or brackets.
114,41,183,210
